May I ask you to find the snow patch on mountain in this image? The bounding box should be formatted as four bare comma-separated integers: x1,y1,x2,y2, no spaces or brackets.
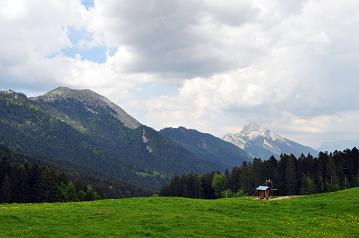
222,134,246,149
142,128,152,153
142,129,149,144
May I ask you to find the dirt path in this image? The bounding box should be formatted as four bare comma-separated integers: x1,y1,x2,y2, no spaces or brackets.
271,195,298,201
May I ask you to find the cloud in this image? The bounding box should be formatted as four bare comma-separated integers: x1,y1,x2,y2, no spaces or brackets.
92,0,264,78
271,111,359,147
0,0,92,91
141,0,359,143
0,0,359,147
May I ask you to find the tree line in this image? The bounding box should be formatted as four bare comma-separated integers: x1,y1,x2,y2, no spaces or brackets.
0,156,101,203
0,145,148,203
160,148,359,198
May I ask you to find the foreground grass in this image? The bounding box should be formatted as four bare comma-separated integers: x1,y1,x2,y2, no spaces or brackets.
0,188,358,237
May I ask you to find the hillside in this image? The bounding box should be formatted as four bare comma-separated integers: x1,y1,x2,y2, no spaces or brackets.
0,88,219,190
160,127,250,168
0,144,147,201
223,123,318,159
0,188,358,237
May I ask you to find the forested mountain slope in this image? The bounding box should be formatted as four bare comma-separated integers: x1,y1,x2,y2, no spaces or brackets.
160,127,249,168
0,88,218,190
0,144,146,203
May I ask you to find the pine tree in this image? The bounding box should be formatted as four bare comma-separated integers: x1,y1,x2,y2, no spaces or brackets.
211,173,225,197
299,175,316,195
200,172,216,199
284,155,297,195
0,174,12,203
326,155,339,191
56,182,69,202
12,165,30,202
78,190,87,201
85,184,98,201
33,167,58,202
228,167,241,192
186,174,202,198
67,182,78,201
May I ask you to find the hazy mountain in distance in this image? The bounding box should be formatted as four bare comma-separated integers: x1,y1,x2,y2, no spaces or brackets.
318,139,359,152
223,123,318,159
160,127,250,168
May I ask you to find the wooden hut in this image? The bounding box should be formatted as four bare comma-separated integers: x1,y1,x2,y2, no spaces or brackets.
256,186,271,199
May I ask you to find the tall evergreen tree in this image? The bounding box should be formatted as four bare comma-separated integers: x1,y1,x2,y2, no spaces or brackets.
212,173,225,197
284,155,297,195
299,175,316,195
0,174,12,203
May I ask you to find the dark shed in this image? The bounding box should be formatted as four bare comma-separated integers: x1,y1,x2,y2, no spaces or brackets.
256,186,271,199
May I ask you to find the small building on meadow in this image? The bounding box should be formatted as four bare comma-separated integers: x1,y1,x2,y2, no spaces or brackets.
256,186,271,199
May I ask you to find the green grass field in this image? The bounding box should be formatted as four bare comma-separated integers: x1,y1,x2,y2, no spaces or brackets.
0,188,358,238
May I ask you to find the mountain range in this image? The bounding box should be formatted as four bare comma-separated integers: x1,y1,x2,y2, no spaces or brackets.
0,87,222,190
0,87,320,191
160,127,249,168
223,123,318,159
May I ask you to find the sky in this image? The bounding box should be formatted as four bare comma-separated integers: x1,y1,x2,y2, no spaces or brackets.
0,0,358,148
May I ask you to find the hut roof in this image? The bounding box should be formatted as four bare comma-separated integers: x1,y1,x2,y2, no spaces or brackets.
256,186,269,191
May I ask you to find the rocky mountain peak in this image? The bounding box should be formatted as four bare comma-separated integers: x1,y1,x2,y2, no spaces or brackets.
242,123,265,133
0,89,28,101
37,87,142,129
223,123,317,159
40,87,102,102
240,123,269,139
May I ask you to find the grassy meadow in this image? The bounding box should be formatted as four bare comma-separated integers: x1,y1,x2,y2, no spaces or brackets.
0,188,358,237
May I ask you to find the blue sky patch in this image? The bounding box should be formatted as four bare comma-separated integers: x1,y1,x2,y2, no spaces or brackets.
62,47,107,63
81,0,94,10
67,27,92,46
59,26,116,63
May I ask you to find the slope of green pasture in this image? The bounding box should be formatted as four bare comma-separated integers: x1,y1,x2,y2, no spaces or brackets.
0,188,358,237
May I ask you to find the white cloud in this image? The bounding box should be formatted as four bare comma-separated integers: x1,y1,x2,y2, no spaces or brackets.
0,0,92,90
271,111,359,147
141,0,359,144
0,0,359,147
